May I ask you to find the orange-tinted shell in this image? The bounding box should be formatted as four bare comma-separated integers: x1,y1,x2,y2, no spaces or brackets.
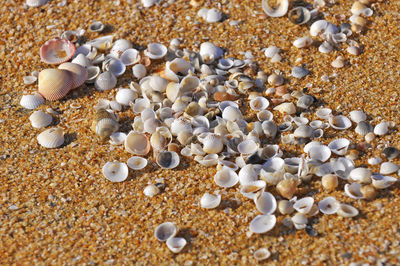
38,69,73,101
58,62,88,89
40,38,76,65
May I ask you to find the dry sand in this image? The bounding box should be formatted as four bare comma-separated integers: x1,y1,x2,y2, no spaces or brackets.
0,0,399,264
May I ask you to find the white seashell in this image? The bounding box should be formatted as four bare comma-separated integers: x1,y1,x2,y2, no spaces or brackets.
293,197,314,214
205,8,222,23
316,108,332,120
291,66,308,78
264,46,280,58
349,110,367,123
37,128,64,148
293,36,313,48
214,167,239,188
331,56,345,68
102,162,128,182
23,75,38,85
262,121,278,138
257,110,273,121
261,0,288,17
115,88,137,106
197,7,209,19
355,121,373,136
109,39,132,58
71,53,92,67
254,248,271,261
20,94,45,109
374,122,389,136
291,213,307,230
109,101,122,111
132,98,151,113
104,58,126,77
347,46,361,56
196,154,219,167
293,125,313,138
120,48,140,66
87,35,113,50
288,6,311,25
222,106,242,121
250,96,269,111
337,203,359,218
217,58,234,70
318,196,339,215
318,41,333,53
273,102,296,115
88,21,104,32
249,214,276,233
125,131,150,155
144,43,167,59
109,132,127,145
344,183,363,199
127,156,148,170
95,71,117,91
292,116,309,126
202,134,224,154
372,174,397,189
143,184,160,197
199,42,223,63
368,156,382,165
240,180,266,200
132,64,147,79
142,0,160,8
166,237,187,253
332,157,355,180
86,66,101,83
29,110,52,128
180,75,200,92
329,115,352,130
349,167,372,184
170,117,192,136
237,139,258,155
328,138,350,155
308,145,331,162
380,162,399,175
254,192,277,215
26,0,48,7
154,222,177,242
149,76,169,92
200,193,221,209
156,151,180,169
239,164,261,185
310,20,328,36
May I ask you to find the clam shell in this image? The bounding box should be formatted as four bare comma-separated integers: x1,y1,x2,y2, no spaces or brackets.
102,161,128,182
202,134,224,154
37,127,64,148
205,8,222,23
132,64,147,79
273,102,296,115
255,192,277,215
319,41,333,53
150,76,169,92
328,138,350,155
297,95,314,109
23,75,38,85
288,6,310,25
26,0,48,7
331,56,345,68
214,167,239,188
291,66,308,78
95,71,117,91
154,222,177,242
293,197,314,214
349,110,367,123
292,213,307,227
262,121,278,138
372,174,397,189
355,121,373,135
86,66,101,83
104,58,126,77
382,147,400,160
374,122,389,136
96,118,119,140
337,203,359,218
380,162,399,175
199,42,223,63
156,151,180,169
344,183,363,199
58,62,88,89
254,248,271,261
222,106,242,121
109,39,132,58
109,132,127,145
20,93,45,109
127,156,148,170
249,214,276,234
120,48,140,66
125,132,151,155
308,145,331,162
143,184,160,197
115,88,137,106
166,237,187,253
144,43,167,59
310,20,329,36
278,200,294,215
87,35,114,51
38,69,73,101
237,139,258,155
200,193,221,209
294,125,313,138
318,196,339,215
261,0,288,17
88,21,104,32
180,75,200,92
250,96,269,111
40,38,76,65
293,36,313,48
316,108,332,120
240,181,266,200
349,167,372,184
329,115,352,130
29,110,52,128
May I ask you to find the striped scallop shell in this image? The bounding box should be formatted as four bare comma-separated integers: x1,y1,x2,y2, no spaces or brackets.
37,127,64,148
20,93,44,109
38,69,74,101
40,38,76,65
29,110,52,128
58,62,88,89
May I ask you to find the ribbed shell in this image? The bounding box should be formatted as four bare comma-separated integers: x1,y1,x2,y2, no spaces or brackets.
37,127,64,148
29,110,52,128
58,62,88,89
38,69,73,101
20,94,45,109
40,38,76,65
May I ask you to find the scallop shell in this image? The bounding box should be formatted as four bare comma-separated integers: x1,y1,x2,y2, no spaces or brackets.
115,88,137,106
293,197,314,214
355,121,373,135
37,127,64,148
125,132,151,155
58,62,88,89
144,43,167,59
255,192,277,215
156,151,180,169
40,38,76,65
88,21,104,32
95,71,117,91
102,162,128,182
329,115,352,130
200,193,221,209
261,0,288,17
249,214,276,234
127,156,148,170
20,93,45,109
29,110,52,128
328,138,350,155
214,167,239,188
254,248,271,261
202,134,224,154
38,69,73,101
96,118,119,140
318,196,339,215
288,7,311,25
337,203,359,218
166,237,187,253
380,162,399,175
26,0,48,7
349,110,367,123
154,222,177,242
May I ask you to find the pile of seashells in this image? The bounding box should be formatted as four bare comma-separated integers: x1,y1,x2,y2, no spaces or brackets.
21,0,397,256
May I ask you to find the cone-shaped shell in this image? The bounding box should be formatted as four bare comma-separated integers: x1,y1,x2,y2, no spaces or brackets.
125,132,151,155
29,110,52,128
249,214,276,234
38,69,73,101
40,38,76,65
200,193,221,209
37,127,64,148
102,161,128,182
58,62,88,89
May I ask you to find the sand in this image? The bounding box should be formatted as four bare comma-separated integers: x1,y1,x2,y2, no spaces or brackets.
0,0,399,264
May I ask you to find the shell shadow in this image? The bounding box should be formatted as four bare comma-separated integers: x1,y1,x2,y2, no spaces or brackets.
63,132,77,146
101,24,115,34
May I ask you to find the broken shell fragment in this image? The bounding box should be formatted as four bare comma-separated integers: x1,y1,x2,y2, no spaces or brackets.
154,222,177,242
29,110,52,128
331,56,345,68
288,7,311,25
40,38,76,65
102,161,128,182
37,127,64,148
291,213,307,230
261,0,289,17
249,214,276,234
200,193,221,209
166,237,187,253
156,151,180,169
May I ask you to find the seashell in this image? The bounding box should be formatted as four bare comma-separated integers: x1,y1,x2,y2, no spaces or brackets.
308,145,331,162
261,0,288,17
142,0,160,8
202,134,224,154
196,154,219,167
293,36,313,48
349,167,372,184
96,118,119,140
257,110,274,121
250,96,269,111
360,185,377,200
120,48,140,66
40,38,76,65
170,117,192,136
344,183,363,199
278,200,294,215
291,213,307,230
214,167,239,188
276,179,297,199
382,147,399,160
217,58,234,70
337,204,359,218
102,161,128,182
297,95,314,109
380,162,399,175
254,248,271,261
351,1,367,15
29,110,52,128
131,64,147,80
38,69,73,101
240,181,266,200
200,193,221,209
332,157,355,180
86,66,101,84
26,0,48,7
199,42,223,63
58,62,88,89
273,102,296,115
180,75,200,92
37,127,64,148
143,184,160,197
104,58,126,77
250,214,276,234
126,156,147,170
115,88,137,106
154,222,177,242
205,8,222,23
293,125,313,138
374,122,389,136
125,132,151,155
349,110,367,123
166,237,187,253
355,121,373,136
321,174,338,191
318,197,339,215
23,75,38,85
219,160,239,172
222,106,243,122
267,73,284,86
329,115,352,130
293,197,314,214
255,192,277,215
291,66,308,78
310,20,328,36
88,21,104,32
109,39,132,58
318,41,333,53
368,156,382,166
71,53,92,67
372,174,397,189
149,76,169,92
237,139,258,155
109,132,127,145
316,108,332,120
156,151,180,169
331,56,345,68
262,121,278,138
144,43,167,59
310,120,323,129
264,46,280,58
95,71,117,91
20,93,45,109
288,7,311,25
292,116,309,126
328,138,350,155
